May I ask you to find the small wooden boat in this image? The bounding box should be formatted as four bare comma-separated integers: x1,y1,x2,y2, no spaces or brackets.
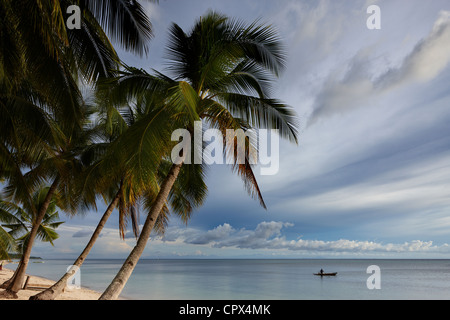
314,272,338,277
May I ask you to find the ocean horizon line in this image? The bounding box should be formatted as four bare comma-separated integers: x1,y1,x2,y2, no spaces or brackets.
33,257,450,261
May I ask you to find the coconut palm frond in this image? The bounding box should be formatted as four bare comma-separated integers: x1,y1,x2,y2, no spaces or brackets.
80,0,156,56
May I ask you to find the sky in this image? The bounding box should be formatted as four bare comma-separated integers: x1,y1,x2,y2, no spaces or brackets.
29,0,450,259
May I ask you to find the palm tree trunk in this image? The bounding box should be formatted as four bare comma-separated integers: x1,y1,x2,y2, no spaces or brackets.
99,163,183,300
0,177,60,299
29,183,123,300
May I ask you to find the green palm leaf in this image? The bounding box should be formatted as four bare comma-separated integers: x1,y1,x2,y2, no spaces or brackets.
0,188,64,253
80,0,156,56
214,93,298,143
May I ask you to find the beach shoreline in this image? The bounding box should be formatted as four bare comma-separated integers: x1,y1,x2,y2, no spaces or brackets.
0,263,102,300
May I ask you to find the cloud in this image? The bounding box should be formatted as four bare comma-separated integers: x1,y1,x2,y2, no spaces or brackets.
186,223,235,245
156,221,450,255
310,10,450,123
72,229,95,238
310,51,375,122
380,10,450,87
288,239,450,254
277,0,348,59
210,222,294,249
142,1,161,23
28,224,135,259
279,150,450,213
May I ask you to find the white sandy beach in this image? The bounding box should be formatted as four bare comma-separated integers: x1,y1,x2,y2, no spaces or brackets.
0,262,101,300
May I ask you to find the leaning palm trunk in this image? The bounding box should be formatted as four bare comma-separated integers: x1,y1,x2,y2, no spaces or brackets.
0,177,60,299
29,186,122,300
99,163,183,300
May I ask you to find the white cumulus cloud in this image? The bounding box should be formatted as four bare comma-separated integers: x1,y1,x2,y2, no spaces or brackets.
310,10,450,123
155,221,450,255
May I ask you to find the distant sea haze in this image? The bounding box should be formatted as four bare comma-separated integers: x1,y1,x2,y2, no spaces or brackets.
14,259,450,300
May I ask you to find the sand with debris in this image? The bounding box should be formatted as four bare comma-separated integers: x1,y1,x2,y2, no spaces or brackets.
0,262,101,300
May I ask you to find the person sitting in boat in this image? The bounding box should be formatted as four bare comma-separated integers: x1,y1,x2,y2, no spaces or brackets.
319,269,324,275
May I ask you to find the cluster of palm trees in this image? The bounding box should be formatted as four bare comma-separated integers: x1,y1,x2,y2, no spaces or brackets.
0,187,65,259
0,0,299,300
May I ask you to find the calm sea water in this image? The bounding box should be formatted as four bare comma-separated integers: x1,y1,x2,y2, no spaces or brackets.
13,259,450,300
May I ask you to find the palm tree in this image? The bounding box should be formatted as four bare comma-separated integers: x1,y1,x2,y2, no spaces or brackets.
1,0,156,144
0,102,94,298
0,202,17,260
0,0,155,90
0,0,156,298
0,187,65,254
0,0,158,236
0,0,157,181
29,99,207,300
27,182,124,300
99,11,299,300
